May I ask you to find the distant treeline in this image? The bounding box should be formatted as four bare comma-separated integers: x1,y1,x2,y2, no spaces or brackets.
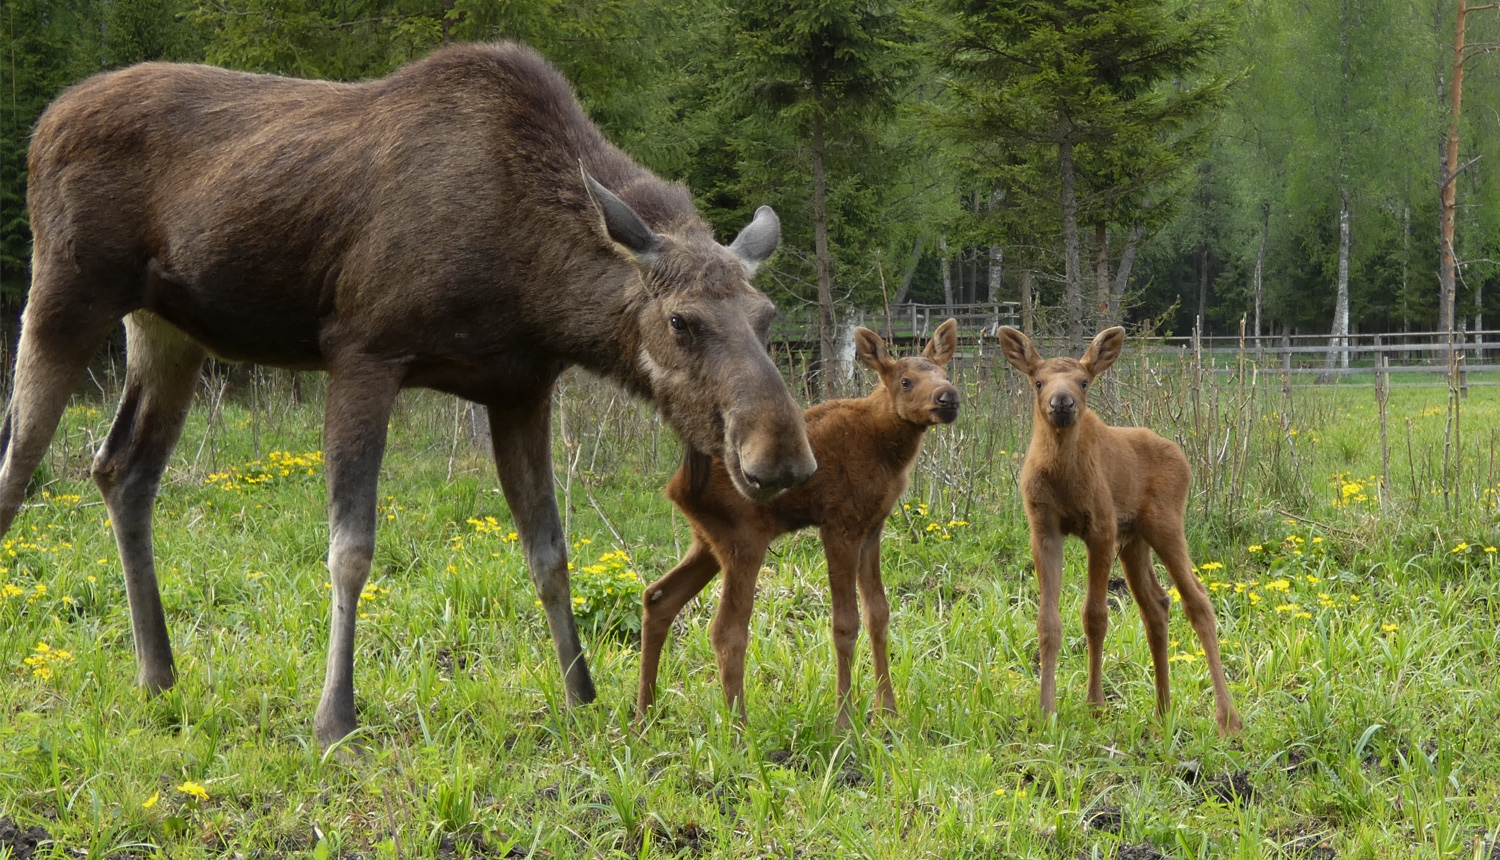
2,0,1497,346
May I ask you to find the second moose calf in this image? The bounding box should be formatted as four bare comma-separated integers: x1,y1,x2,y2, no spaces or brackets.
638,320,960,727
998,326,1241,736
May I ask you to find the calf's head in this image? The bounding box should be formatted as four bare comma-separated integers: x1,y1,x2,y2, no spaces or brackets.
998,326,1124,430
854,318,961,425
587,176,815,501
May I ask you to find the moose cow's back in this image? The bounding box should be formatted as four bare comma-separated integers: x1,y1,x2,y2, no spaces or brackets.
26,42,694,394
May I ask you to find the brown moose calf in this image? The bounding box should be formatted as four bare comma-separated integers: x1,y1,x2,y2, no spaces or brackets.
998,326,1241,736
638,320,961,727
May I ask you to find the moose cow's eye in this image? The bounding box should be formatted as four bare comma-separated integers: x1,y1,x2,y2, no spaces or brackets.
901,378,911,390
1035,381,1043,390
1081,381,1088,391
668,314,687,332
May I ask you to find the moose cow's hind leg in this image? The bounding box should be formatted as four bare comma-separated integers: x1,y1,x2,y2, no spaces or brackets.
0,276,121,538
314,361,401,748
93,312,206,693
488,394,597,708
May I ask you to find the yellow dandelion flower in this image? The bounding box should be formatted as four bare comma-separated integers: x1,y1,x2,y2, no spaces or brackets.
1452,542,1469,553
1381,623,1398,633
142,791,160,809
177,781,209,801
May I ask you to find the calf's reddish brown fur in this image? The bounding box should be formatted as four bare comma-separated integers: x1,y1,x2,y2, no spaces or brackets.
638,320,960,727
998,326,1241,736
4,42,816,747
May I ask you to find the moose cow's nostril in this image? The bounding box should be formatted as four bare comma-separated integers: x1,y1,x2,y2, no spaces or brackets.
936,389,959,407
1049,393,1076,412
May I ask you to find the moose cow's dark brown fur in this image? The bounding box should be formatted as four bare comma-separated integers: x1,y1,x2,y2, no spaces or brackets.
638,320,960,728
3,42,816,747
998,326,1241,736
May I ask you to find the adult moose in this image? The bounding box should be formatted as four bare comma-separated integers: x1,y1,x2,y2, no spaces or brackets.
4,42,816,747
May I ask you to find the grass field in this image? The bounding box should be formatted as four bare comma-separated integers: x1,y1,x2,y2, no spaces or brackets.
1,351,1498,859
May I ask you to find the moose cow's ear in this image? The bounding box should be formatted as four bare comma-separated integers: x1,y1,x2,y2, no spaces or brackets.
728,206,780,277
583,169,661,265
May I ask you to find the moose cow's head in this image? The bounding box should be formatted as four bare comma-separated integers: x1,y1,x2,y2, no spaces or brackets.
586,175,816,501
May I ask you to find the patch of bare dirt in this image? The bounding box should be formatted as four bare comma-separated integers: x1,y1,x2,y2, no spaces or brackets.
1115,844,1170,860
1082,803,1123,832
1268,819,1337,860
1204,770,1255,804
0,818,52,860
645,820,712,855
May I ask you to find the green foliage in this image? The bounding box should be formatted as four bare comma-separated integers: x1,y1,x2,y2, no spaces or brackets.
0,372,1498,854
1,0,1497,335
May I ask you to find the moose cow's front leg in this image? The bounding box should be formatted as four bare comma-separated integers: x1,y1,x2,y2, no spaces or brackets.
489,393,596,708
315,361,401,748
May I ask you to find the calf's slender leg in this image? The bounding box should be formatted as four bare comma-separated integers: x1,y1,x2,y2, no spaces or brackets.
708,539,768,719
1029,520,1065,721
489,390,596,709
855,525,896,715
1118,536,1171,717
314,360,401,748
1081,530,1115,709
1148,522,1242,736
638,536,721,715
822,530,862,729
91,312,205,693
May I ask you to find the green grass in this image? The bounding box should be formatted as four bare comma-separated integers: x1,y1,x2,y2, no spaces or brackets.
1,360,1498,858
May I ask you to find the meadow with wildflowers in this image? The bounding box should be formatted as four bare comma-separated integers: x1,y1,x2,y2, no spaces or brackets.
0,362,1497,858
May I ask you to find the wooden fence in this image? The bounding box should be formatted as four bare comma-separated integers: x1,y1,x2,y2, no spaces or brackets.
770,304,1499,389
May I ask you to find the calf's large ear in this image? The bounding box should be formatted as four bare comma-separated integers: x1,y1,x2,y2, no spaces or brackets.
728,206,780,277
925,318,959,366
1081,327,1125,377
997,326,1040,376
854,327,894,374
583,168,661,265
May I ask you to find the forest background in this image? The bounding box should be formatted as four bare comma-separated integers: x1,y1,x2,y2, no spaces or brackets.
1,0,1498,357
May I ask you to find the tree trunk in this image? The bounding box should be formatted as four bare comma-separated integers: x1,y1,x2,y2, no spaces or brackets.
939,235,953,315
1439,0,1470,339
1108,223,1143,326
1094,220,1109,330
1197,244,1209,334
1020,268,1035,336
989,245,1003,308
812,111,835,398
1401,198,1411,330
1254,202,1268,353
1328,187,1351,369
892,233,927,304
1058,123,1084,354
